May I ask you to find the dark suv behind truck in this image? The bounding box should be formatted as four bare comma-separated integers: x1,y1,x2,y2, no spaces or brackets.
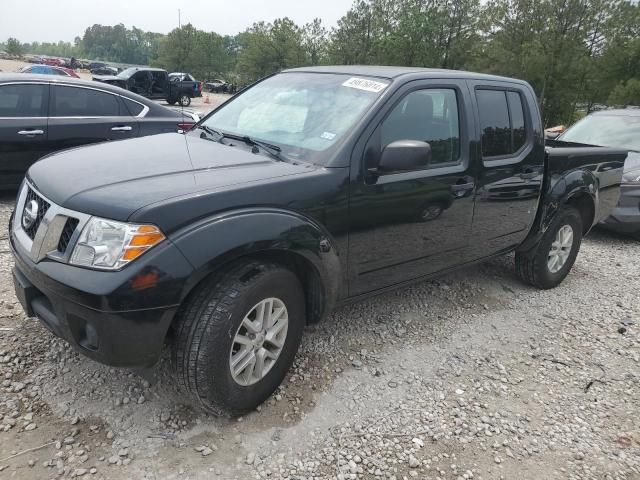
93,67,201,106
10,66,627,415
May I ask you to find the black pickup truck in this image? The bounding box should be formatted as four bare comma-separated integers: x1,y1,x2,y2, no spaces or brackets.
9,66,626,415
93,67,202,106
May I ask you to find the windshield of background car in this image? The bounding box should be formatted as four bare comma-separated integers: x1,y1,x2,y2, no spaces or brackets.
201,72,390,163
559,113,640,151
117,68,138,79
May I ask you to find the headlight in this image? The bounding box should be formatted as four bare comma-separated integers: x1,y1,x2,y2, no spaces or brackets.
69,217,165,270
622,168,640,185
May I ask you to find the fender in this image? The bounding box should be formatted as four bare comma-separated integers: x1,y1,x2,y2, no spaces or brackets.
517,168,597,252
169,207,342,323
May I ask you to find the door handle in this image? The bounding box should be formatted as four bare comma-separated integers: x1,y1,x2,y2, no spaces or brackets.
111,126,132,132
519,172,538,180
451,182,475,193
18,129,44,136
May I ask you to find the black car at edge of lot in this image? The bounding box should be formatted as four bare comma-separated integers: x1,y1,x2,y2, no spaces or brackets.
0,73,197,188
549,108,640,239
9,66,627,416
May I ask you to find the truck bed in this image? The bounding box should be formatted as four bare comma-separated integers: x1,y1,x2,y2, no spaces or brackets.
545,139,627,224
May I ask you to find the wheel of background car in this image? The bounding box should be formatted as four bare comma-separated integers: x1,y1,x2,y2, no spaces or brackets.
420,204,443,221
179,94,191,107
172,260,305,416
167,100,176,106
515,206,583,289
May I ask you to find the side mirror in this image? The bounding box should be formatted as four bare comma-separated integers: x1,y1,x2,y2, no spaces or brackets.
545,131,560,140
378,140,432,173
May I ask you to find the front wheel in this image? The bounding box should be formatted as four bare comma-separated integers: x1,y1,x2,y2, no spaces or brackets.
172,261,305,416
515,206,583,289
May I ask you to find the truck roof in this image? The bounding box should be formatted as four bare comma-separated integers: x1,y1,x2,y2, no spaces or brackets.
284,65,528,84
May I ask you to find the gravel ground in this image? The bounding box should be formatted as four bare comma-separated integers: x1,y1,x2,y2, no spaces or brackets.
0,193,638,480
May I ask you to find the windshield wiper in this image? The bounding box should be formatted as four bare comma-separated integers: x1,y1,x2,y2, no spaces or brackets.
196,125,223,139
199,127,285,162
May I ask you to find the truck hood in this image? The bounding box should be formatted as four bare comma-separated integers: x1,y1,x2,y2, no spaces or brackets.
28,133,313,221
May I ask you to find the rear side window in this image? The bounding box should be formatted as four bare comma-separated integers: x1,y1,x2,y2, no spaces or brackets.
53,86,120,117
0,84,47,117
122,98,144,116
477,89,528,157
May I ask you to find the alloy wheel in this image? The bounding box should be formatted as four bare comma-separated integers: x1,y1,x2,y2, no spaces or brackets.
547,224,574,273
229,297,289,386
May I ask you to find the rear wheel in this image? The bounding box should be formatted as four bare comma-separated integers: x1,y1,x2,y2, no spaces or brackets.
178,94,191,107
515,206,583,289
172,261,305,416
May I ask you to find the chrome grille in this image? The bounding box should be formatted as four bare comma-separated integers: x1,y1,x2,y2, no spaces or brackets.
22,187,50,239
57,217,79,254
12,181,91,264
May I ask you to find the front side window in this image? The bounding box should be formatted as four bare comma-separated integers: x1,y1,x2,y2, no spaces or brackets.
201,72,389,164
0,84,47,117
53,86,120,117
477,89,528,158
380,88,460,165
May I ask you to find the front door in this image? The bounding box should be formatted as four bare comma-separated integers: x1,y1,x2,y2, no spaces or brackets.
348,80,477,295
0,82,50,188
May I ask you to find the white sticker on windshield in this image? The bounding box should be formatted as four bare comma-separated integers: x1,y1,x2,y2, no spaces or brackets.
342,77,388,93
321,131,337,140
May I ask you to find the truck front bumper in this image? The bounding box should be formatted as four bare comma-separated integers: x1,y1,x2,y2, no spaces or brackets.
10,227,193,368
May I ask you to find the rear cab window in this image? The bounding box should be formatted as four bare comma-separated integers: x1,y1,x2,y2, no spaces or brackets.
476,88,529,158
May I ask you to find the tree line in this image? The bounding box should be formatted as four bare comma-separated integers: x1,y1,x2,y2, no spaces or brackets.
2,0,638,125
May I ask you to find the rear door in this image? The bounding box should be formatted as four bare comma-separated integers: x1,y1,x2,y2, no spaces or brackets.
467,81,544,258
47,84,140,152
0,82,49,188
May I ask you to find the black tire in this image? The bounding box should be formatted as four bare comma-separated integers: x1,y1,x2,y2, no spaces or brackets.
515,206,583,289
166,100,176,106
178,94,191,107
418,203,444,222
172,261,305,416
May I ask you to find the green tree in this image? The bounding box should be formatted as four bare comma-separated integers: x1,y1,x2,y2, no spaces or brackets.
608,78,640,106
5,37,24,56
302,18,328,65
235,18,306,83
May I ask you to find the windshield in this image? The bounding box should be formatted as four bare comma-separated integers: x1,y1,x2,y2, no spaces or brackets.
559,113,640,151
117,67,138,79
201,72,390,163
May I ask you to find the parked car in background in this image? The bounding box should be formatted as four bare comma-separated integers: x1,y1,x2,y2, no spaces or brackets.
205,78,228,93
18,64,80,78
91,66,119,76
0,73,196,189
168,72,203,102
93,67,199,106
88,61,107,71
23,55,42,63
8,66,627,415
551,109,640,238
41,57,65,67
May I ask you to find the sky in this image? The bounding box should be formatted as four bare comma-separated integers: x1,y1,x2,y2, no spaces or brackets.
1,0,354,43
